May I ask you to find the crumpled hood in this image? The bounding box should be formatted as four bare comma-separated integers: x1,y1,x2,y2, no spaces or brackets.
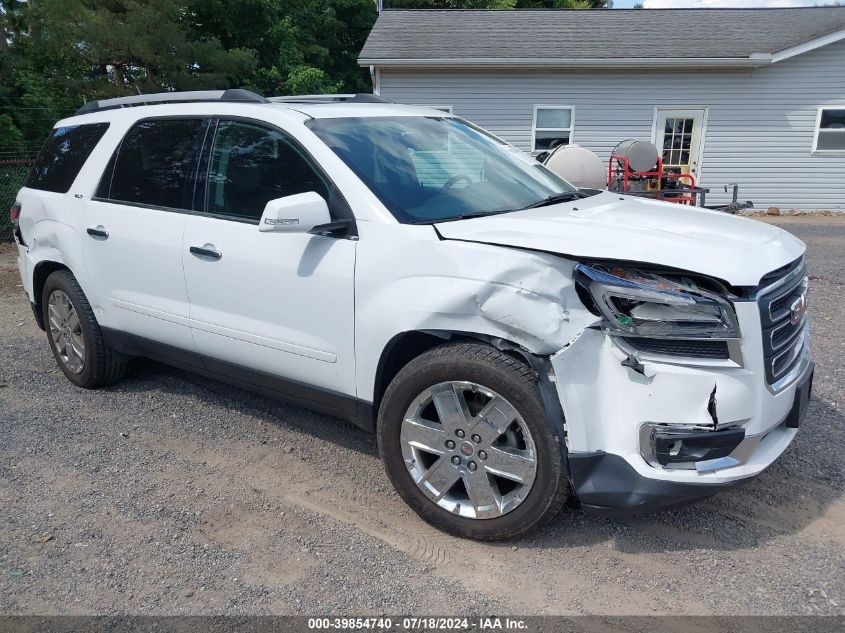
434,192,805,287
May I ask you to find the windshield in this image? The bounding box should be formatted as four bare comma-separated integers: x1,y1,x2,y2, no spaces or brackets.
307,116,579,224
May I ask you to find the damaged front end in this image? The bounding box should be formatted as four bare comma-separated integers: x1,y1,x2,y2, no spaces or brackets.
547,260,812,513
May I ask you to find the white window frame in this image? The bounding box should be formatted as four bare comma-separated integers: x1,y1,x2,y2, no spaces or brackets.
412,104,453,114
532,105,575,153
812,106,845,154
650,105,709,176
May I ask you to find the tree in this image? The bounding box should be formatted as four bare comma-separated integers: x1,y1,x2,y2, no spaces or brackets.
1,1,78,149
184,0,377,96
0,0,257,146
34,0,257,95
0,113,27,156
285,67,342,94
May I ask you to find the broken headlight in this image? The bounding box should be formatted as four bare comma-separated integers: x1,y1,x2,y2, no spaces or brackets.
574,263,739,340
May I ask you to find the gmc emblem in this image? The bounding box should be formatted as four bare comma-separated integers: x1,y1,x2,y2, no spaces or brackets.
790,292,808,326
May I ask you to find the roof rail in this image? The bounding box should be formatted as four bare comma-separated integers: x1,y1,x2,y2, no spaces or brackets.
74,88,268,115
268,93,393,104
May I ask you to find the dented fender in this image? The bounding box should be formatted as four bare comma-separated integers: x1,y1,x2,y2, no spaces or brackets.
354,221,598,401
15,198,90,305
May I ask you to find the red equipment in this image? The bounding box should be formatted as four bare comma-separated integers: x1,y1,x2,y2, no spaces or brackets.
607,143,702,206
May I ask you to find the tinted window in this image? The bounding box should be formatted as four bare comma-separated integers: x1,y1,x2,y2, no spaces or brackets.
101,118,208,209
25,123,110,193
206,120,329,221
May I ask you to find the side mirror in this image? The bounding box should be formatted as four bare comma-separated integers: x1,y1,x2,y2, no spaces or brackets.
259,192,331,233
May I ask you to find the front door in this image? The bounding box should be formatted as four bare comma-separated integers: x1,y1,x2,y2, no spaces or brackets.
654,109,706,182
182,119,357,408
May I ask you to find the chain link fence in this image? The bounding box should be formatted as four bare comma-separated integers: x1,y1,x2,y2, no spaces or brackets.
0,158,34,241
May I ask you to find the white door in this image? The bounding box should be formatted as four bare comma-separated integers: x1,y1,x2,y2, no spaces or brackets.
654,109,706,182
182,119,357,399
83,118,210,351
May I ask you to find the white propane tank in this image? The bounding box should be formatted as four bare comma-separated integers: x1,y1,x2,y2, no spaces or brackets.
542,144,607,189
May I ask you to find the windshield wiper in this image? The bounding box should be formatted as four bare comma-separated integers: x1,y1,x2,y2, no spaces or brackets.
409,209,513,225
408,190,592,224
520,190,588,210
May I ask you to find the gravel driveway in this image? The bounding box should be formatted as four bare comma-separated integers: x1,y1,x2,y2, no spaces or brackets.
0,217,843,616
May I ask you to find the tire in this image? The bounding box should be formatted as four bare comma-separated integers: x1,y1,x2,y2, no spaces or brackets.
42,269,127,389
377,342,570,541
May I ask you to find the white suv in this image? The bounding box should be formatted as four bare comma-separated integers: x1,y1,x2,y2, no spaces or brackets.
12,90,813,540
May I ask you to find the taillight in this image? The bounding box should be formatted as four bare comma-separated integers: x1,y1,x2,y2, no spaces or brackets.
10,202,21,224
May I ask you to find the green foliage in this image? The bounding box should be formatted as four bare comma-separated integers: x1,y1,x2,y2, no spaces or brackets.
0,0,259,147
184,0,377,96
285,66,342,95
33,0,257,94
0,113,27,157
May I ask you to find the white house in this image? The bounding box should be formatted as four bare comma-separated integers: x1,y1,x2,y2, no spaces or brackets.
359,7,845,211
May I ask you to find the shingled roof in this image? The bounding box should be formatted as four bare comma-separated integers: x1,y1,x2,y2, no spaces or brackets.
359,7,845,68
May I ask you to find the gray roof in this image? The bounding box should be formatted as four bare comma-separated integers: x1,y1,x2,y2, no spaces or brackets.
359,8,845,66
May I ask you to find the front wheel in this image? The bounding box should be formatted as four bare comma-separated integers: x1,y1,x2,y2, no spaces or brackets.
378,342,570,541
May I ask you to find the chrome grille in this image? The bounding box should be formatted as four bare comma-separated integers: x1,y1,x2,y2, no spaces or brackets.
757,258,808,385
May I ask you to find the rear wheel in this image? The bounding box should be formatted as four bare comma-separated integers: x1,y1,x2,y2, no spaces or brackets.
378,342,570,540
42,270,126,389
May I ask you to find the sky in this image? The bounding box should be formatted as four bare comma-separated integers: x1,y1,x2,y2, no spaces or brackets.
613,0,840,8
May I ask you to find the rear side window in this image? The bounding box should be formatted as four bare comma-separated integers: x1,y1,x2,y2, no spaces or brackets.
25,123,110,193
98,118,208,210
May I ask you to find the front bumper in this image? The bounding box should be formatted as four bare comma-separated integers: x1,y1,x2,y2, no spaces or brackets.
551,300,812,513
570,362,810,513
568,452,750,514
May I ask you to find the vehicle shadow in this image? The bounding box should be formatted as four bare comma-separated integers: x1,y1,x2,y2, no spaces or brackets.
112,358,380,459
110,359,843,554
527,397,844,553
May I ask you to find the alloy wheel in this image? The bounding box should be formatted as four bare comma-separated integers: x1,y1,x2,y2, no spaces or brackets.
400,381,538,519
48,290,85,374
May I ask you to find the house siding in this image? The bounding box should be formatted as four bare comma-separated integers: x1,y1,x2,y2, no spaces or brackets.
376,38,845,210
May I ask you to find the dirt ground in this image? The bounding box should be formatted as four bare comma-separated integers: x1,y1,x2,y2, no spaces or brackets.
0,216,843,616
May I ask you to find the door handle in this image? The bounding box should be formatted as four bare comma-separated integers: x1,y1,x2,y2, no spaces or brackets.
190,244,222,261
86,226,109,239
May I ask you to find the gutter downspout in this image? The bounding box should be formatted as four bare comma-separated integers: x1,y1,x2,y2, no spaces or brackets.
369,64,381,95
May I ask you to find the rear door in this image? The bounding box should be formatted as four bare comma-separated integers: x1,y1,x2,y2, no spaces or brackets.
182,118,358,410
83,117,210,352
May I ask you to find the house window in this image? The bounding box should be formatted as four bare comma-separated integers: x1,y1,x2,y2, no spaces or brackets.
814,107,845,152
533,106,574,152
